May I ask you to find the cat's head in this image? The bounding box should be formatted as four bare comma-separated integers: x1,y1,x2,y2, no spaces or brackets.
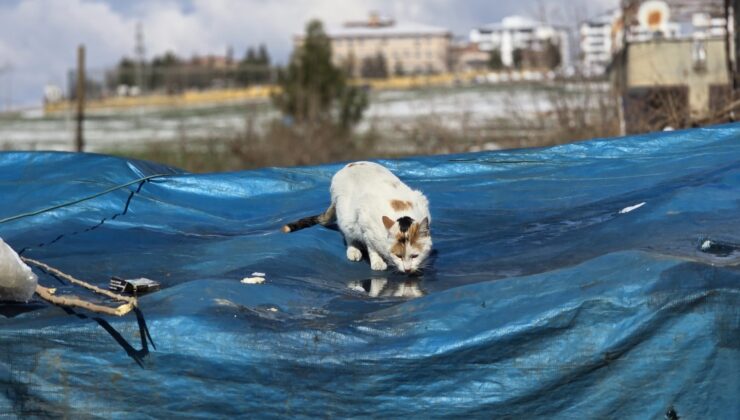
382,215,432,274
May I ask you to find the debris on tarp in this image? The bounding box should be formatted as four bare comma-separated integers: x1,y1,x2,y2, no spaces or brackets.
699,238,740,257
241,272,266,284
109,276,161,295
619,201,646,214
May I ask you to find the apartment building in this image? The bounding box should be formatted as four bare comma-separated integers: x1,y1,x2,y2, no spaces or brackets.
469,15,570,70
580,10,621,76
296,13,451,78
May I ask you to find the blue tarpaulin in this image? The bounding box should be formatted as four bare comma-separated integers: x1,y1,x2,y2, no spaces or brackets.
1,124,739,418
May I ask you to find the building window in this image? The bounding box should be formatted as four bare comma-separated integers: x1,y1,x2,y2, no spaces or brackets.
692,38,707,71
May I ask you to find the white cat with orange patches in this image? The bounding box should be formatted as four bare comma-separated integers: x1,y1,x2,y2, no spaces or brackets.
283,161,432,274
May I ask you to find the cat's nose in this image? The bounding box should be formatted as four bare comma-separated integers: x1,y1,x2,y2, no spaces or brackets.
404,268,413,274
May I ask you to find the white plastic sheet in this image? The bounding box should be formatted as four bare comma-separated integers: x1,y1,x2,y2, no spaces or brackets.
0,238,37,301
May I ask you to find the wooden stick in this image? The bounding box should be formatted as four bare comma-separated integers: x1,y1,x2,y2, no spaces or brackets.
35,285,134,317
21,257,135,305
22,257,138,316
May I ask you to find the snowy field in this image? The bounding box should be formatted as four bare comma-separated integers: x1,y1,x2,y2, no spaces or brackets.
0,83,606,152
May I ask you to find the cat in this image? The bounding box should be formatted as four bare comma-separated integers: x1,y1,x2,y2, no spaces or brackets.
283,161,432,274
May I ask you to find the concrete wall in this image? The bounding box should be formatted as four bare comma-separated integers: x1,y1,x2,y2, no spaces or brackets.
627,38,729,118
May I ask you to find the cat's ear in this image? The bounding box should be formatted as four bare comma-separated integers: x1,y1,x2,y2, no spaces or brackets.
382,216,395,230
418,217,430,236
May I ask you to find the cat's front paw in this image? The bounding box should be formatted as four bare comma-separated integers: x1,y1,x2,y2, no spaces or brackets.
370,258,387,271
346,246,362,262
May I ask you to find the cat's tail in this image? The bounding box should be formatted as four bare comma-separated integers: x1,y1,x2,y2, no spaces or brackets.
282,203,336,233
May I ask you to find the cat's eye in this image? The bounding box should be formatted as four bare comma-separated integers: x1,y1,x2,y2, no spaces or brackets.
410,254,419,259
395,253,403,258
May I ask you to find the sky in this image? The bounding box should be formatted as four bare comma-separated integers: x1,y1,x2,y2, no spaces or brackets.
0,0,617,108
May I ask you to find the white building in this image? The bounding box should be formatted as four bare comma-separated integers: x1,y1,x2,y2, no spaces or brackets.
469,16,570,70
623,0,727,43
580,10,621,76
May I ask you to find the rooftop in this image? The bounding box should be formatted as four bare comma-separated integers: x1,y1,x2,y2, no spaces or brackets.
324,21,450,38
478,15,568,31
583,9,620,26
298,13,450,39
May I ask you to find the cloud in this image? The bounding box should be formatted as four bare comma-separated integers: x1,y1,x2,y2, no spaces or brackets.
0,0,617,108
0,0,131,107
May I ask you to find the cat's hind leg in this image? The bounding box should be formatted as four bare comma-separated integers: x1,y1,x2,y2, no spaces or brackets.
346,244,363,262
368,248,388,271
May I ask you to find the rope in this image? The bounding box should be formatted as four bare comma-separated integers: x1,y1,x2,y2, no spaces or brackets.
35,285,134,317
0,173,168,225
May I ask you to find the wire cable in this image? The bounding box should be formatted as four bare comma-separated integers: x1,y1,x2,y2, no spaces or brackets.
0,173,169,225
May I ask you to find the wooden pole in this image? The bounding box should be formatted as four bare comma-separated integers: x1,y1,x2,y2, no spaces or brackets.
726,0,734,92
735,0,740,90
75,44,85,152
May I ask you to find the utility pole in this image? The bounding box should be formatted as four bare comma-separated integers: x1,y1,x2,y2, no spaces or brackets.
75,45,85,152
734,0,739,90
135,22,146,93
0,62,11,112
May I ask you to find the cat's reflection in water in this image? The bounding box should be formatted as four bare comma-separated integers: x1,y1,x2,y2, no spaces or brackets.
348,278,425,299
